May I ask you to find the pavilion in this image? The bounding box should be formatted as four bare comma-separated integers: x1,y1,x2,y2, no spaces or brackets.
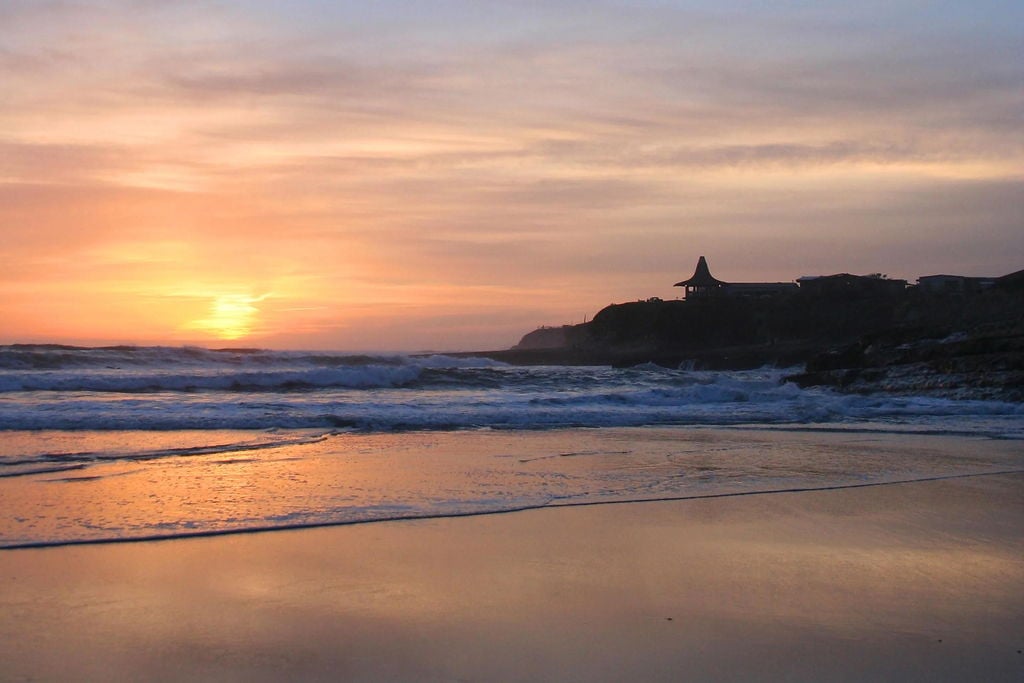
673,256,726,298
674,256,799,300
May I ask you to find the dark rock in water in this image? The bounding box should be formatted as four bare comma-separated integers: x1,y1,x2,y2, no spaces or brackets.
787,321,1024,401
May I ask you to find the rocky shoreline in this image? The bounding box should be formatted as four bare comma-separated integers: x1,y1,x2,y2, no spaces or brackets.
463,273,1024,401
785,320,1024,401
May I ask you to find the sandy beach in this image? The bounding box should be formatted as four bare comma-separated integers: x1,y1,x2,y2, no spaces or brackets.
1,471,1021,682
4,1,1022,681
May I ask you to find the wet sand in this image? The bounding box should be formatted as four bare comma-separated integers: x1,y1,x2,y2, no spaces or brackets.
1,473,1022,682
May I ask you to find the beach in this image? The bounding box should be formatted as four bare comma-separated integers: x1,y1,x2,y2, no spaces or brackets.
2,470,1021,682
2,348,1022,680
4,0,1022,679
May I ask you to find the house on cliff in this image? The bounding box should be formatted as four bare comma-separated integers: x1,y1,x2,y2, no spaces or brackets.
917,274,996,294
674,256,798,300
797,273,907,297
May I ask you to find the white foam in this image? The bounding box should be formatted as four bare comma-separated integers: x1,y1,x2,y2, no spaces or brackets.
0,347,1020,437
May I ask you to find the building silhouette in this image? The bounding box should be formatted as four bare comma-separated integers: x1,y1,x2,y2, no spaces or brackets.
674,256,798,299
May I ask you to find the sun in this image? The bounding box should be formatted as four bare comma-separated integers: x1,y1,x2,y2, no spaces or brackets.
187,293,267,340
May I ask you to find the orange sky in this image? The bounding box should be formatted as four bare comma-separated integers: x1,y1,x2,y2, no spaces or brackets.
2,1,1022,350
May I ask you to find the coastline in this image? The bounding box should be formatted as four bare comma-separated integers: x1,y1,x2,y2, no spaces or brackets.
3,472,1022,682
454,328,1024,402
452,339,825,369
460,281,1024,402
6,426,1023,549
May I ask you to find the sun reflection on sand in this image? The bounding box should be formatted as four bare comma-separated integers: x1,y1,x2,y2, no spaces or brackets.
1,470,1021,682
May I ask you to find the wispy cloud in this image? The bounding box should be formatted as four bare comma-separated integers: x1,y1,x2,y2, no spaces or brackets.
1,0,1021,348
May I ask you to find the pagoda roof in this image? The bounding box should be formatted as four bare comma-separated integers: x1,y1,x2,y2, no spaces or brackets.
674,256,727,287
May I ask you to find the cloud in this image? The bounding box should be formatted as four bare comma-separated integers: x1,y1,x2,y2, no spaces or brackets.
0,141,140,184
1,1,1022,348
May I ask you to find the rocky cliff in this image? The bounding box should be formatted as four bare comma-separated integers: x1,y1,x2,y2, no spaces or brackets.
494,276,1024,400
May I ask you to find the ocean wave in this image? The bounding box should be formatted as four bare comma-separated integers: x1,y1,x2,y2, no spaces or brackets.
1,389,1020,437
0,345,513,393
0,346,1021,439
0,344,269,370
0,364,428,393
0,344,504,372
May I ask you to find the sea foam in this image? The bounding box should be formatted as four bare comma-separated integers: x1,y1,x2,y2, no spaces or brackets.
0,345,1021,437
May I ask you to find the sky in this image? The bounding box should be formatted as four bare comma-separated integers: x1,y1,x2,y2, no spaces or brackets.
1,0,1022,351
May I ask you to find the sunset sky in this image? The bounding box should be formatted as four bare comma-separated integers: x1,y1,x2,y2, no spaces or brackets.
2,1,1021,351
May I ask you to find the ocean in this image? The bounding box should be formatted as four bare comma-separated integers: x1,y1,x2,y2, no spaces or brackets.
2,344,1022,548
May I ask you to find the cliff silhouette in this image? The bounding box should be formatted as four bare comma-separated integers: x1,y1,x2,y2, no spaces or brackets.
479,268,1024,400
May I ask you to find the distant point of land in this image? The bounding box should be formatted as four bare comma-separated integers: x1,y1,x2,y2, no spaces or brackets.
465,258,1024,401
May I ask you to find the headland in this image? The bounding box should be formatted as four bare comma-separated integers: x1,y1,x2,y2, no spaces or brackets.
463,258,1024,401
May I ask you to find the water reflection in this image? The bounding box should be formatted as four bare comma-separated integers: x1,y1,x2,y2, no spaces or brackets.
1,474,1021,681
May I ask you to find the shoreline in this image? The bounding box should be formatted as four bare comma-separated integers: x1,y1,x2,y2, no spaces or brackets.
4,466,1023,552
5,426,1023,550
3,473,1022,681
447,339,819,369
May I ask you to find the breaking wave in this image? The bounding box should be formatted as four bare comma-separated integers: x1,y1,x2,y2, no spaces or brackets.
0,344,1021,437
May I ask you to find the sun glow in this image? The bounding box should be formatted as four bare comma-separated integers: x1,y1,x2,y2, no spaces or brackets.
186,294,268,340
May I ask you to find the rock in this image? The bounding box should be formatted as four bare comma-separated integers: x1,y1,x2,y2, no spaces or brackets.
491,274,1023,401
786,322,1024,401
